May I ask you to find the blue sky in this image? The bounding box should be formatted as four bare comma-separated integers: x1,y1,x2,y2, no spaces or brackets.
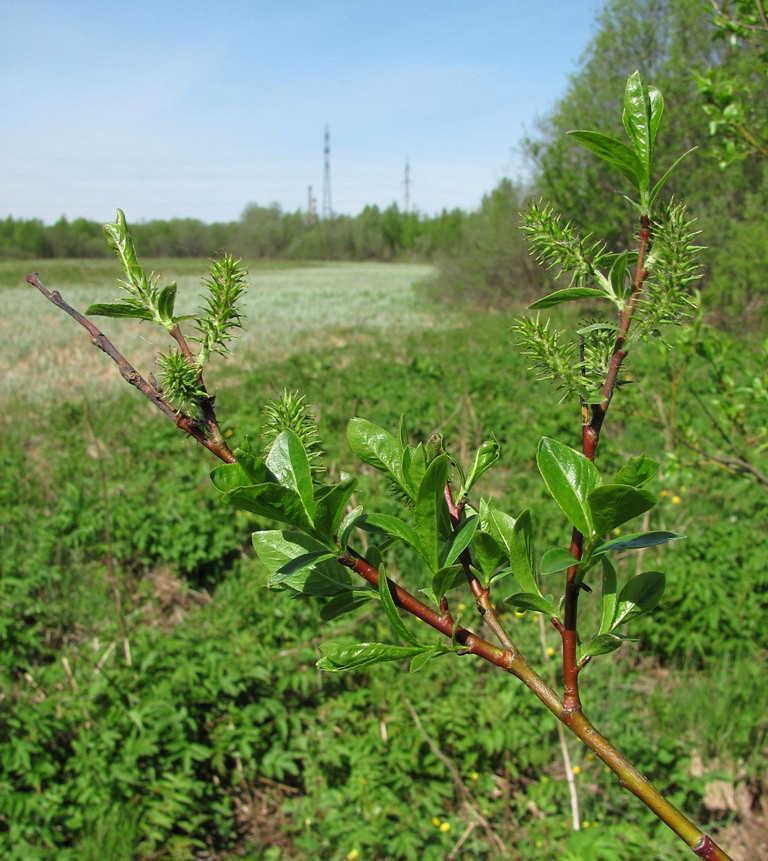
1,1,601,224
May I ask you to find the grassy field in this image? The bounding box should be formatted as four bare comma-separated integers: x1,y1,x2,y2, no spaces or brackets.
1,260,766,860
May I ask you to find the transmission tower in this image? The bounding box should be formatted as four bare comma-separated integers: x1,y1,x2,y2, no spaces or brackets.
322,126,333,219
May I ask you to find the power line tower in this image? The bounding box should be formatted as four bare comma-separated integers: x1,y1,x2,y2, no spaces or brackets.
403,157,411,214
322,126,333,219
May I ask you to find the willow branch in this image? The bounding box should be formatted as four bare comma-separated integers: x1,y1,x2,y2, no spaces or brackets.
25,273,235,464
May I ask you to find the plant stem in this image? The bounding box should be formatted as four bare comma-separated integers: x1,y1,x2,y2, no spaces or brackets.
338,553,733,860
560,214,651,713
26,274,235,464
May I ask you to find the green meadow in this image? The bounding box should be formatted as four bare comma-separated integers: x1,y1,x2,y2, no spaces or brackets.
1,260,765,860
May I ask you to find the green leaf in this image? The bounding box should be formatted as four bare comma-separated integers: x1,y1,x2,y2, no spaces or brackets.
614,571,665,627
338,505,364,549
648,86,664,152
360,513,424,555
431,565,463,601
585,633,625,658
528,287,607,310
537,437,601,536
414,454,450,573
442,516,478,566
587,484,656,536
622,70,652,177
270,550,337,584
504,592,558,618
222,483,313,531
266,430,315,521
648,148,697,209
471,530,503,587
593,531,684,558
410,648,438,673
317,641,428,672
607,251,629,300
378,568,421,646
614,456,660,488
313,475,356,544
85,302,154,321
157,283,177,324
347,418,402,478
507,509,540,595
597,558,618,635
320,591,376,621
103,209,145,287
567,130,645,188
462,438,501,493
540,547,577,575
253,531,352,595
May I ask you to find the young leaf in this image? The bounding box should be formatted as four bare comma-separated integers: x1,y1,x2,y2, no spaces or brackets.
462,439,501,494
585,632,626,658
85,301,155,321
431,565,463,601
614,456,660,487
505,592,559,618
540,547,578,575
648,86,664,152
414,454,449,573
587,484,656,536
613,571,666,627
537,437,601,537
347,418,402,478
253,531,353,596
622,70,652,177
359,513,424,556
598,557,618,635
567,130,645,188
410,648,438,673
313,475,356,544
337,504,364,549
221,483,314,532
648,148,697,209
528,287,607,310
508,509,540,596
157,283,177,324
270,550,338,584
471,530,504,586
317,642,429,672
378,568,422,646
265,429,316,521
442,516,479,567
320,591,376,621
592,531,684,558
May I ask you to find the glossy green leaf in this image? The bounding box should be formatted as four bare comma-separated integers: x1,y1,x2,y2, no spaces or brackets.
614,456,660,488
462,438,501,493
540,547,577,575
320,591,376,621
414,454,449,573
431,565,463,601
222,483,314,531
253,531,352,596
614,571,666,626
360,513,424,555
593,531,684,558
210,444,272,494
266,430,315,521
347,418,402,478
157,283,177,323
537,437,601,536
588,484,656,536
313,475,356,544
585,633,625,658
608,251,629,299
442,516,478,566
598,558,618,635
567,130,644,188
528,287,607,310
504,592,558,618
104,209,145,287
410,648,438,673
378,568,421,646
508,509,540,596
622,70,652,176
471,531,503,586
337,504,364,549
85,302,154,320
648,86,664,152
317,641,428,672
270,550,337,584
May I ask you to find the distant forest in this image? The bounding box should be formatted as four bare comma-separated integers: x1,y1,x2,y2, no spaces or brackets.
0,203,466,262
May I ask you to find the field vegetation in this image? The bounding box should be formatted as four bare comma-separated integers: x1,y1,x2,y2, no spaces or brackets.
2,0,767,859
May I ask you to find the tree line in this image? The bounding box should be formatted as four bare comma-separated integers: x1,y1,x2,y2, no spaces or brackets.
0,202,465,262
